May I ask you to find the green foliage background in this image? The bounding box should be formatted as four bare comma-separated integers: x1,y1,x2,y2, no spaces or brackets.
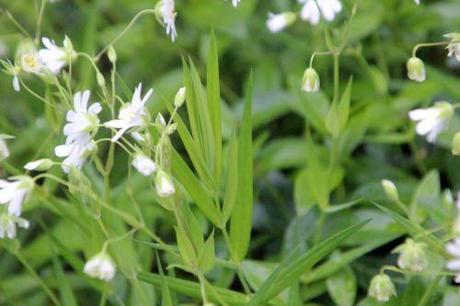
1,0,460,305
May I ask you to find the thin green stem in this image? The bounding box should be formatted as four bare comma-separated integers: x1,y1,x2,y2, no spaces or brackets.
35,0,47,45
333,53,340,103
309,51,333,68
3,9,32,38
412,41,450,57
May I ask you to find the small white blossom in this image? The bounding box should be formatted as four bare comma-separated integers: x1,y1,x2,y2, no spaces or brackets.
445,33,460,61
104,83,153,142
266,12,297,33
39,36,76,74
368,273,396,302
12,75,20,92
83,252,116,281
299,0,342,25
0,176,34,217
232,0,240,6
55,91,101,173
24,159,53,171
0,213,29,239
160,0,177,42
301,67,320,92
155,169,175,197
409,102,454,143
20,51,43,74
132,153,157,176
393,239,427,272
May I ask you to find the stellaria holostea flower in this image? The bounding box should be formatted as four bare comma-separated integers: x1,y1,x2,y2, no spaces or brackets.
368,273,396,302
266,12,297,33
39,36,76,74
155,0,177,42
55,90,101,173
0,176,34,217
20,50,43,74
299,0,342,25
104,83,153,142
1,60,21,91
409,102,454,143
407,57,425,82
132,153,157,176
445,33,460,61
301,67,320,92
0,213,29,239
83,251,116,281
446,238,460,283
155,169,175,197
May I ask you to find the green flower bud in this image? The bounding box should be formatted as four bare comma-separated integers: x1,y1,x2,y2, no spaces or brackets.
301,67,320,93
452,132,460,155
107,45,117,63
155,169,175,198
381,179,400,203
368,273,396,302
393,238,428,272
96,72,105,87
174,87,186,108
407,57,426,82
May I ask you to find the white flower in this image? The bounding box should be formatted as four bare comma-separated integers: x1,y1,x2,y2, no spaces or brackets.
55,91,101,173
161,0,177,42
232,0,241,6
299,0,342,25
104,83,153,142
24,159,53,171
0,134,13,162
368,273,396,302
0,213,29,239
83,252,116,281
266,12,297,33
39,36,76,74
409,102,454,143
0,176,34,217
132,153,157,176
393,239,427,272
1,60,21,91
301,67,320,92
445,33,460,62
20,51,43,74
446,239,460,283
155,169,175,197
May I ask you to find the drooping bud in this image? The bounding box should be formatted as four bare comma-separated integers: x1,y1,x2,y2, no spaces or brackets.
83,251,116,281
174,87,186,108
445,32,460,61
407,57,426,82
393,238,428,272
24,159,53,171
381,179,400,203
452,132,460,155
266,12,297,33
155,169,175,198
0,134,14,162
301,67,320,92
132,152,157,176
368,273,396,302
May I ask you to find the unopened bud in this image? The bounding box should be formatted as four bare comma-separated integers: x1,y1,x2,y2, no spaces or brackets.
96,72,105,87
301,67,320,93
368,273,396,302
155,169,175,198
24,159,53,171
393,238,428,272
174,87,186,108
107,45,117,63
407,57,426,82
381,179,400,203
452,132,460,155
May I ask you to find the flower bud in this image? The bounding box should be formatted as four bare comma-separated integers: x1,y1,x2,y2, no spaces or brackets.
83,251,116,281
266,12,297,33
452,132,460,155
96,72,105,87
24,159,53,171
407,57,426,82
155,169,175,198
107,45,117,63
0,134,13,162
393,238,427,272
381,179,400,203
132,153,156,176
301,67,320,93
174,87,186,108
368,273,396,302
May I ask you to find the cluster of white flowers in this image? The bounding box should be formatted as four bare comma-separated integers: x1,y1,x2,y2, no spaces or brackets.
266,0,342,33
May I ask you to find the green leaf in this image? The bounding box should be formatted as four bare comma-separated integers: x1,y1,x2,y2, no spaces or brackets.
51,255,78,306
326,263,356,306
175,225,197,266
138,272,249,305
207,30,222,187
197,231,216,273
230,72,254,262
325,77,353,138
221,133,239,225
248,220,369,305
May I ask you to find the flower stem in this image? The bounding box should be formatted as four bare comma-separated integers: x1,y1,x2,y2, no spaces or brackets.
412,41,450,57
